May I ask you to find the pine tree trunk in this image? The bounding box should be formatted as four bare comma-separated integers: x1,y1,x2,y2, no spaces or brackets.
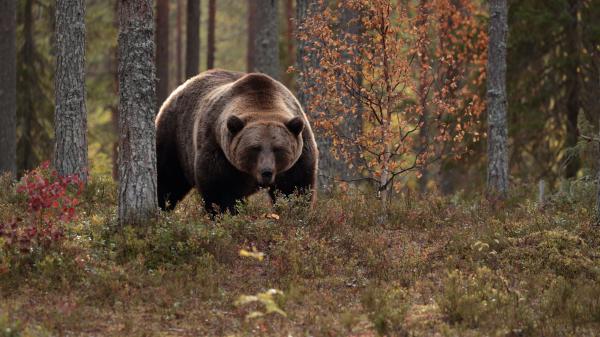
19,0,35,172
597,129,600,225
285,0,294,71
339,6,363,181
564,0,581,179
176,0,183,84
253,0,280,79
186,0,200,78
0,0,17,177
207,0,215,69
246,0,257,72
54,0,88,182
486,0,509,198
156,0,169,108
118,0,158,225
296,0,330,189
111,0,119,181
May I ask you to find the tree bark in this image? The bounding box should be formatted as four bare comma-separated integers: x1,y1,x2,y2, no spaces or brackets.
296,0,330,189
186,0,200,78
176,0,183,84
0,0,16,177
246,0,257,72
486,0,509,198
417,0,429,193
156,0,169,108
285,0,294,70
253,0,280,79
118,0,158,225
18,0,35,172
207,0,215,69
54,0,88,182
111,0,119,181
564,0,581,179
597,127,600,225
339,5,363,182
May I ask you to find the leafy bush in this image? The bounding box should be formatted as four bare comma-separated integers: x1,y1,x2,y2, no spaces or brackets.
0,162,83,275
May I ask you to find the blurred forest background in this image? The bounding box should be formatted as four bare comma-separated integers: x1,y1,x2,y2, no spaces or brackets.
12,0,600,194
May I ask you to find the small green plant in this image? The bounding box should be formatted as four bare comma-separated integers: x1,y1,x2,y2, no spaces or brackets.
361,285,410,336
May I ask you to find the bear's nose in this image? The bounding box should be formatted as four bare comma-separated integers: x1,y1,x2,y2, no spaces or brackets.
261,170,273,180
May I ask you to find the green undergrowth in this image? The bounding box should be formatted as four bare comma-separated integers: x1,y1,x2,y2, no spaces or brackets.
0,173,599,336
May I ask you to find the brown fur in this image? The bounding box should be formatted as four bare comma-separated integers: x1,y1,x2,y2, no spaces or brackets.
155,69,318,213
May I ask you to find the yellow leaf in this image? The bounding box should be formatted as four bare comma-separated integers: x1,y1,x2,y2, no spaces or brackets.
239,247,265,262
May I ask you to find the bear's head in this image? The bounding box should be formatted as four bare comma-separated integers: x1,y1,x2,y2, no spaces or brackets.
225,115,304,186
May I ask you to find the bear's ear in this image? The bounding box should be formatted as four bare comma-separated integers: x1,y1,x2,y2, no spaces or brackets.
227,115,245,135
285,117,304,136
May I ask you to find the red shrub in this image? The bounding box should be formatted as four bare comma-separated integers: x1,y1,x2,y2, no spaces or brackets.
0,161,83,255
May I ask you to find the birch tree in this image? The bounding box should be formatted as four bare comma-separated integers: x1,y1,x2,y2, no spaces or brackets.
54,0,88,182
298,0,486,206
117,0,158,225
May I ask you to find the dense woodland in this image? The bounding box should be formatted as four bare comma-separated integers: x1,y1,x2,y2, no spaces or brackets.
0,0,600,336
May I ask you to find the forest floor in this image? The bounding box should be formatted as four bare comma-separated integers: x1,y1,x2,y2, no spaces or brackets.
1,172,599,337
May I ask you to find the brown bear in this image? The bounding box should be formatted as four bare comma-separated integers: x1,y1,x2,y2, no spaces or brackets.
155,69,318,214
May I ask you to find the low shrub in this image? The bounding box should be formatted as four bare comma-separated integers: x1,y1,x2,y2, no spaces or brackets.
0,162,83,276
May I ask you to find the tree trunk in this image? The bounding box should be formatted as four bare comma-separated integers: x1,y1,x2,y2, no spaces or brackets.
118,0,158,225
338,6,363,181
18,0,35,172
253,0,280,79
564,0,581,179
111,0,119,181
156,0,169,108
186,0,200,78
246,0,257,72
486,0,509,198
417,0,429,193
207,0,215,69
176,0,183,84
380,125,392,209
296,0,330,189
597,127,600,225
54,0,88,182
284,0,294,87
0,0,16,177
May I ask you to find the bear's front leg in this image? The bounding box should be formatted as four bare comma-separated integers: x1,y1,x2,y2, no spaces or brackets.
269,156,316,204
199,175,255,215
201,192,241,215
